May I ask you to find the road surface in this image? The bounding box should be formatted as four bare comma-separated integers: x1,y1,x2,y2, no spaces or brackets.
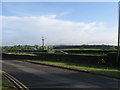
1,58,120,89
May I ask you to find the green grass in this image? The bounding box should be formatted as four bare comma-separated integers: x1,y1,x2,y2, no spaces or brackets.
0,71,14,90
2,76,15,90
4,52,106,57
3,48,116,57
3,52,36,56
27,60,120,78
0,77,2,90
54,48,117,51
68,53,107,56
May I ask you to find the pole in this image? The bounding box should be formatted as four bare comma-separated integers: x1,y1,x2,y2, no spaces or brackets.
117,2,120,66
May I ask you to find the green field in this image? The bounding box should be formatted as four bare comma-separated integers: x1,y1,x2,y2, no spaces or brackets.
54,48,117,51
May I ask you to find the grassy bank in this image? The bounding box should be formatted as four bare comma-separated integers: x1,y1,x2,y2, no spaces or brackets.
26,60,120,79
2,76,15,90
0,77,2,90
0,71,14,90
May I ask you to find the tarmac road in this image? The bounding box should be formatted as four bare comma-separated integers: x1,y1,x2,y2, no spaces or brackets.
1,58,120,89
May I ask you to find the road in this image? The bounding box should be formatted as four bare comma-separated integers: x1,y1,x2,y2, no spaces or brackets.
1,58,120,89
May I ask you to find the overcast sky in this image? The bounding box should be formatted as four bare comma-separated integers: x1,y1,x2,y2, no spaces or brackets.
1,2,118,46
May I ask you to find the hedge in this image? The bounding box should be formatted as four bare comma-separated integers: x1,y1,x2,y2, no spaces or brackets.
36,53,109,65
2,52,119,67
63,50,117,54
107,52,120,66
2,53,107,66
7,50,47,52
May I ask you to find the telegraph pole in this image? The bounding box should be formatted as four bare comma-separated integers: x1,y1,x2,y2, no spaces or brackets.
117,2,120,66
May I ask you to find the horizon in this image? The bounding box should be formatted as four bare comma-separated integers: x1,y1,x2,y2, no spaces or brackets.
1,44,117,47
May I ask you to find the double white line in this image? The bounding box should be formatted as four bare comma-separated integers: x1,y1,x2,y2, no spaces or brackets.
2,71,29,90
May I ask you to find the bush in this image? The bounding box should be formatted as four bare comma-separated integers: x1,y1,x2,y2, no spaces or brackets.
63,50,117,54
107,52,120,66
7,49,47,52
34,53,107,65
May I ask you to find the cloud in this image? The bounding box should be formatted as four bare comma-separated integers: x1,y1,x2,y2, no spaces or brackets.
47,15,57,19
58,11,70,17
1,15,117,46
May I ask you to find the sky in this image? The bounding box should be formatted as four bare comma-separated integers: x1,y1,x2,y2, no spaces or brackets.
1,2,118,46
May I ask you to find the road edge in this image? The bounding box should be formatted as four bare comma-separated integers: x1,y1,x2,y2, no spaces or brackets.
24,60,120,80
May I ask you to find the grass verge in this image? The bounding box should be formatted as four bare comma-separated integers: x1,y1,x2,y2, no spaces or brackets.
2,76,15,90
2,76,14,90
0,77,2,90
0,71,15,90
26,60,120,79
